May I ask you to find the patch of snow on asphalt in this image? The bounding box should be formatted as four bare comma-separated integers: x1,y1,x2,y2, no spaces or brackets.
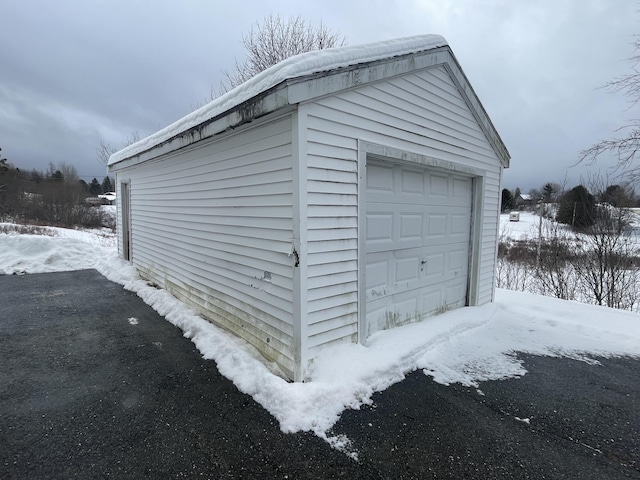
2,223,640,452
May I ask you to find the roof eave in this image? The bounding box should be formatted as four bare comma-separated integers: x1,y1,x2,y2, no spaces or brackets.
108,85,292,171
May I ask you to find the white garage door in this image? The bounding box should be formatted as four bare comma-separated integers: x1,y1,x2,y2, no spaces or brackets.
365,159,473,338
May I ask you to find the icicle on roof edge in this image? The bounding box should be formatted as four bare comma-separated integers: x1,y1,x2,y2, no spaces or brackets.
108,34,447,166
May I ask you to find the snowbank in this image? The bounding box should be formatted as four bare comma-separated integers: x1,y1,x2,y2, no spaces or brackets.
2,223,639,457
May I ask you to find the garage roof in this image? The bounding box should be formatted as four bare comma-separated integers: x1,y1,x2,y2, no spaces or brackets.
109,34,509,168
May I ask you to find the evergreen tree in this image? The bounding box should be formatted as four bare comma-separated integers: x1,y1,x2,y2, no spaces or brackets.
556,185,596,229
501,188,514,212
101,176,113,193
88,178,102,196
601,184,632,207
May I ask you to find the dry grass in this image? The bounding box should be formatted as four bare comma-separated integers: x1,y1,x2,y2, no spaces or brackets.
0,224,57,236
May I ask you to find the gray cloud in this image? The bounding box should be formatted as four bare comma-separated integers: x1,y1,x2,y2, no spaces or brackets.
0,0,636,190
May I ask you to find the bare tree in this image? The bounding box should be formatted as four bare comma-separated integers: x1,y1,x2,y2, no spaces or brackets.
534,216,578,300
570,176,640,310
495,229,535,292
580,36,640,184
97,131,141,168
218,14,346,95
573,205,639,310
59,162,79,184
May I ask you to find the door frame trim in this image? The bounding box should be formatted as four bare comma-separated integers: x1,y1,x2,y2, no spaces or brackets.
120,181,132,262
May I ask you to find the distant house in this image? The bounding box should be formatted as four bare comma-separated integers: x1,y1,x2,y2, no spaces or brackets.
85,192,116,206
514,193,533,209
108,35,510,380
98,192,116,205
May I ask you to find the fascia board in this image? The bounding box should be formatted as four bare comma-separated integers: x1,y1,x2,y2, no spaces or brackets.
285,47,450,104
108,87,291,171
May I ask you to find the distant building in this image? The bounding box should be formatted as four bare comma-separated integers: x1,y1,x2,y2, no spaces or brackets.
85,192,116,206
514,193,533,209
98,192,116,205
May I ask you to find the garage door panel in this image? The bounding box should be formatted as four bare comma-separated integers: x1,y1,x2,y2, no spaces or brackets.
399,213,424,241
367,163,395,192
365,159,472,338
400,168,426,195
366,257,389,293
365,300,390,335
366,211,394,247
366,248,424,301
422,251,445,281
449,248,468,272
426,213,447,237
445,282,467,308
428,172,449,197
451,213,471,236
453,176,473,200
395,254,421,283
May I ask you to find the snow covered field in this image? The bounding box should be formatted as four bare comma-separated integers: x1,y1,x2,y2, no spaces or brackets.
2,222,639,455
499,209,640,243
499,210,578,242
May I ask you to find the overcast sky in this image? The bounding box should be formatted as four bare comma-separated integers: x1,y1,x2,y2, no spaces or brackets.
1,0,637,192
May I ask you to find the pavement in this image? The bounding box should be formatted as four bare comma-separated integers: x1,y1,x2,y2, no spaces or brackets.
1,269,639,479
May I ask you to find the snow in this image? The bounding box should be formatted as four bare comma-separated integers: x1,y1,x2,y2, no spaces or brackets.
2,222,640,457
500,209,640,242
498,210,572,242
499,211,540,240
0,223,116,274
108,34,447,166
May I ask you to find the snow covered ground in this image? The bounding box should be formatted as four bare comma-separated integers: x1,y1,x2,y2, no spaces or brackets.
2,222,640,456
500,209,640,243
499,211,544,241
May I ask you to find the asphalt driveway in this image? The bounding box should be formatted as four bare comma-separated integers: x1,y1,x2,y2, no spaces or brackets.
1,270,639,479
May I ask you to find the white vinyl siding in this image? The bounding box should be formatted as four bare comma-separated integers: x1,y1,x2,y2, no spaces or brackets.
116,115,296,376
304,65,502,355
305,121,360,356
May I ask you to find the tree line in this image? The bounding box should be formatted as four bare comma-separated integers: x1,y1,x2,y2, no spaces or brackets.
0,155,114,228
501,182,638,230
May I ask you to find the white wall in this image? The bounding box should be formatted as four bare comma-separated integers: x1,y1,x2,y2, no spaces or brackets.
113,114,297,376
303,65,502,359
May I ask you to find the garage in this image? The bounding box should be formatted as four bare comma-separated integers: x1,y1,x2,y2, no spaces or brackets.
364,158,473,337
109,34,510,380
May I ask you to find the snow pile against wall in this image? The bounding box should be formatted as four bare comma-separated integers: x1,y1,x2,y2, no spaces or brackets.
108,34,447,165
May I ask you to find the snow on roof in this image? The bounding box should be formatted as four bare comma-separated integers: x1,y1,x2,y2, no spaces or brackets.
108,34,447,166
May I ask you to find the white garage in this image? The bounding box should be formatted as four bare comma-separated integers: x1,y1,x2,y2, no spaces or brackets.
109,34,510,381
